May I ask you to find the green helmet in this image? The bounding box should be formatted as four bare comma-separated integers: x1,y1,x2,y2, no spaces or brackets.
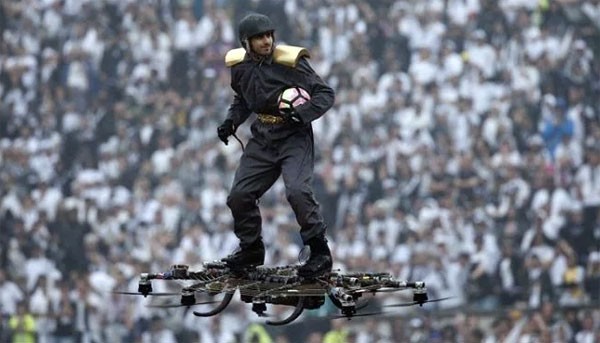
238,13,275,49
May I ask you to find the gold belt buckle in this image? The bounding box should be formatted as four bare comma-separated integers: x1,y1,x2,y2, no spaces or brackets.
257,114,285,125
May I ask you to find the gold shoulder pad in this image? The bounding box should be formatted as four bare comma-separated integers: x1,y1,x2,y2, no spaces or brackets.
225,48,247,67
273,45,310,68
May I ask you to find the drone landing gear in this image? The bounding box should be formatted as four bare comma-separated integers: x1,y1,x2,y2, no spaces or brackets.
193,292,234,317
266,297,306,326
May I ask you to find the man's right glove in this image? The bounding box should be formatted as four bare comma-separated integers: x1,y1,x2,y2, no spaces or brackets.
217,119,235,145
279,106,303,124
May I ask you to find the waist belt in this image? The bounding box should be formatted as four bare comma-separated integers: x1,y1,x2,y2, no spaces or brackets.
257,113,286,125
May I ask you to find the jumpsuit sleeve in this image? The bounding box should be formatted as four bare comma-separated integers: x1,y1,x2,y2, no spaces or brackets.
293,57,335,124
226,91,252,128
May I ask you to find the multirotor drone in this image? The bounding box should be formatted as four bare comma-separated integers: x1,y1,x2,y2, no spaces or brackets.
114,263,448,326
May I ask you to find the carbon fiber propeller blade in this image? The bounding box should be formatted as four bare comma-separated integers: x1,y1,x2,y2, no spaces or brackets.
111,291,181,297
330,311,387,320
146,300,220,308
383,296,453,308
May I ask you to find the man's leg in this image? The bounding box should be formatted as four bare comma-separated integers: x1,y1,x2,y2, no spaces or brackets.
280,133,331,277
224,138,280,268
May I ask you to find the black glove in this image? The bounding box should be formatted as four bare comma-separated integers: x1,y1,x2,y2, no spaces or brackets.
279,106,303,124
217,119,235,144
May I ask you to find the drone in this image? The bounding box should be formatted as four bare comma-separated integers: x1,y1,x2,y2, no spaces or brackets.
113,263,449,326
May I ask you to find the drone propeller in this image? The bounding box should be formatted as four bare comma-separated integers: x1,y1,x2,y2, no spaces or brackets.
146,300,220,308
383,296,453,308
110,291,181,297
329,310,387,320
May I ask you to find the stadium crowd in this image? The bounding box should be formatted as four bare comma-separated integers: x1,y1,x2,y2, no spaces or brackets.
1,0,599,342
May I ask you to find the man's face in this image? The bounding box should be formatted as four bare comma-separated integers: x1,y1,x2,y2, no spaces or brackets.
249,31,273,56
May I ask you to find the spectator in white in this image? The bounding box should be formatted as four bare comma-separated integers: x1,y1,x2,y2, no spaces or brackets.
491,140,522,169
335,213,368,266
0,270,24,316
439,40,464,81
130,21,172,78
555,133,583,168
574,144,600,232
525,252,555,309
574,315,595,343
409,46,438,86
521,217,554,264
465,30,497,78
19,194,40,232
193,5,235,48
469,231,500,305
566,84,594,145
130,177,159,226
172,7,197,51
443,251,470,308
150,134,175,176
357,77,386,115
29,140,59,186
530,171,579,240
446,96,479,151
446,0,480,27
582,0,600,30
24,245,61,292
40,0,64,39
487,164,531,221
31,180,63,221
64,47,91,102
154,175,184,232
29,275,57,343
199,172,227,225
142,316,177,343
423,254,455,306
481,102,513,150
563,39,594,86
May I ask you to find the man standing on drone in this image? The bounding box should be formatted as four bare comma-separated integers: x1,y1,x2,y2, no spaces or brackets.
216,12,335,278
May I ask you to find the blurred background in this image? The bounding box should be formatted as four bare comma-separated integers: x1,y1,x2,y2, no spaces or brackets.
1,0,599,342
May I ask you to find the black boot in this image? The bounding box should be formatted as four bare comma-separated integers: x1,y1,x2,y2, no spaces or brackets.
297,235,332,278
221,239,265,272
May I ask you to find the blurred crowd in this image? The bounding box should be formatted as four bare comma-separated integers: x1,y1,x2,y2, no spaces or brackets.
1,0,599,342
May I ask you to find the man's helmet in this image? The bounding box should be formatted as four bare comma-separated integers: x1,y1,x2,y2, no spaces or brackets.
238,13,275,49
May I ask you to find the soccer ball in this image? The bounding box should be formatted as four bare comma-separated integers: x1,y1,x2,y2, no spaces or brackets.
278,86,310,111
